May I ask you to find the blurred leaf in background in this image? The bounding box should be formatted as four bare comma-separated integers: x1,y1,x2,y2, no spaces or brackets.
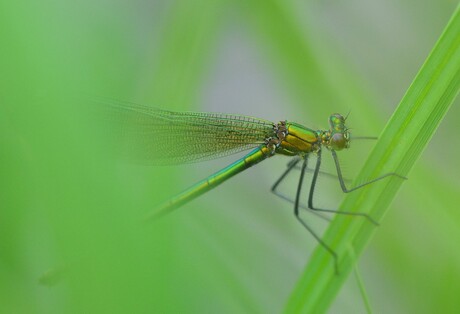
1,0,459,313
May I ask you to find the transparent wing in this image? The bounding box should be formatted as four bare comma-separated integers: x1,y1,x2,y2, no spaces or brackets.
93,98,276,165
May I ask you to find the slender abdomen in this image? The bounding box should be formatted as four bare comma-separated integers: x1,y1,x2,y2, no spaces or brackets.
146,146,272,220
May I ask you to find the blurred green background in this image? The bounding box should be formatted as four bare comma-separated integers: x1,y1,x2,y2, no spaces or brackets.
1,0,459,313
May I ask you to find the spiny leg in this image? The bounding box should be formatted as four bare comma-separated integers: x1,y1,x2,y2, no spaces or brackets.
293,165,352,184
308,150,380,225
294,156,338,274
331,150,407,193
271,158,330,222
271,157,301,192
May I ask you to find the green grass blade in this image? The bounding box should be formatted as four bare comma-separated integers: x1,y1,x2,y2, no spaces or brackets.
285,4,460,313
353,265,373,314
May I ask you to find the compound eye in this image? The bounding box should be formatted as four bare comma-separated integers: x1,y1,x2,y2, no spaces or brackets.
333,113,344,120
329,114,345,127
330,133,347,150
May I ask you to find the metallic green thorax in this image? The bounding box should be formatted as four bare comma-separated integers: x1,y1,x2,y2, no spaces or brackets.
147,111,350,219
275,122,320,156
276,113,350,155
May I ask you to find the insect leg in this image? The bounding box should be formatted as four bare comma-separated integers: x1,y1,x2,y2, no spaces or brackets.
294,156,338,274
331,150,406,193
271,157,301,192
271,158,330,222
307,150,379,225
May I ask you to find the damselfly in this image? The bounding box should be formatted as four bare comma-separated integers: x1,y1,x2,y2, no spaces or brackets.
102,99,405,272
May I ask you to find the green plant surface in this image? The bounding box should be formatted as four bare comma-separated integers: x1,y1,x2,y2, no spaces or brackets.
286,4,460,312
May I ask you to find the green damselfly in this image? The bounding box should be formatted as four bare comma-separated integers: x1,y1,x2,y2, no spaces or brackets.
102,99,405,272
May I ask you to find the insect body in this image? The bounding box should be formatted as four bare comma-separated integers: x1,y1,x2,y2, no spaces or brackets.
103,99,405,272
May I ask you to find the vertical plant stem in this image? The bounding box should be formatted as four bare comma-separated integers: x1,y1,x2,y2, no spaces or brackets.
285,4,460,313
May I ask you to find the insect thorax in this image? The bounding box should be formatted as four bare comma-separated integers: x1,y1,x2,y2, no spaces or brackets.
265,121,321,156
